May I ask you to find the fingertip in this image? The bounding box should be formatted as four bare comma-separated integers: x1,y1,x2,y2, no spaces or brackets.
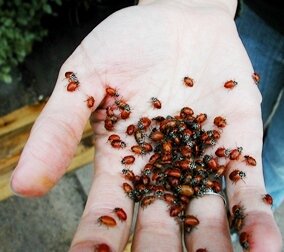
10,167,55,197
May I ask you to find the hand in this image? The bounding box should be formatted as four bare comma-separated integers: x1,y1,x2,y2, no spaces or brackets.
11,0,282,251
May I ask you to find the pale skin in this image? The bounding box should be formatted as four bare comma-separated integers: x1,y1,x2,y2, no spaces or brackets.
10,0,282,251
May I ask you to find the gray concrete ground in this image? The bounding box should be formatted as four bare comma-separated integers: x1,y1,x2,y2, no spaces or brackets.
0,164,283,252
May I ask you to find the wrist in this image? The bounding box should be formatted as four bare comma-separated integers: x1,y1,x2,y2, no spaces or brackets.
138,0,238,18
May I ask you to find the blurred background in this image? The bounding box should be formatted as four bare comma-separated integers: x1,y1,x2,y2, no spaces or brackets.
0,1,283,251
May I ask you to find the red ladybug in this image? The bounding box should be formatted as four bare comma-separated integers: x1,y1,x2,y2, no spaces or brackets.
141,195,156,208
97,215,116,227
104,118,114,131
86,96,95,108
239,232,250,250
195,113,207,124
137,117,151,130
169,204,184,217
121,155,135,165
113,207,127,221
149,130,164,142
184,76,194,87
122,169,135,181
262,194,273,206
244,155,257,166
229,169,246,184
107,134,120,143
180,107,194,117
95,243,110,252
67,81,79,92
215,147,230,158
196,249,207,252
65,71,79,83
131,145,145,155
120,108,131,120
229,147,243,160
252,72,260,84
126,124,136,135
111,140,126,149
214,116,227,128
177,185,194,197
122,182,133,194
183,215,199,232
106,86,119,97
224,80,238,89
151,97,162,109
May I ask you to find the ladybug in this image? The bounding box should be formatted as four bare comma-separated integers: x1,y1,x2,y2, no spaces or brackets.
121,155,135,166
163,193,177,205
122,182,133,194
214,116,227,128
111,140,126,149
262,193,273,206
180,107,194,118
97,215,116,227
86,96,95,108
122,169,135,181
176,185,194,197
148,153,160,164
131,145,146,155
106,106,115,117
239,232,250,250
169,204,184,217
229,169,246,184
215,165,227,178
184,76,194,87
215,147,230,158
95,243,110,252
196,249,207,252
120,107,131,120
67,81,79,92
232,204,245,218
143,142,153,152
65,71,79,83
134,129,146,145
106,86,119,97
165,168,181,178
141,195,156,208
113,207,127,221
195,113,207,124
152,116,165,122
183,215,199,232
104,118,114,131
229,147,243,160
151,97,162,109
252,72,260,84
126,124,136,135
224,80,238,89
244,155,257,166
107,134,120,143
149,130,164,142
137,117,151,130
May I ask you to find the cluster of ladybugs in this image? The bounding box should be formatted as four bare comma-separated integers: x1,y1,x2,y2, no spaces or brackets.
66,71,268,252
104,87,132,131
65,71,95,108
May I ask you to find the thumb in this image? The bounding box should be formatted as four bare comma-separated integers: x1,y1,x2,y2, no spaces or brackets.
10,46,105,197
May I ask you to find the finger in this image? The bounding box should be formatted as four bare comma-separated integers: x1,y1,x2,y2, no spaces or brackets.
132,200,183,252
70,138,135,252
11,45,105,197
184,196,233,252
218,85,283,250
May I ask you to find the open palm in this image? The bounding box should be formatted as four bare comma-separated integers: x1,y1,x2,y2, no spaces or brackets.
11,1,282,251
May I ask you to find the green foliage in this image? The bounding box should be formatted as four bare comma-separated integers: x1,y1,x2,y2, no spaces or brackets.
0,0,62,84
